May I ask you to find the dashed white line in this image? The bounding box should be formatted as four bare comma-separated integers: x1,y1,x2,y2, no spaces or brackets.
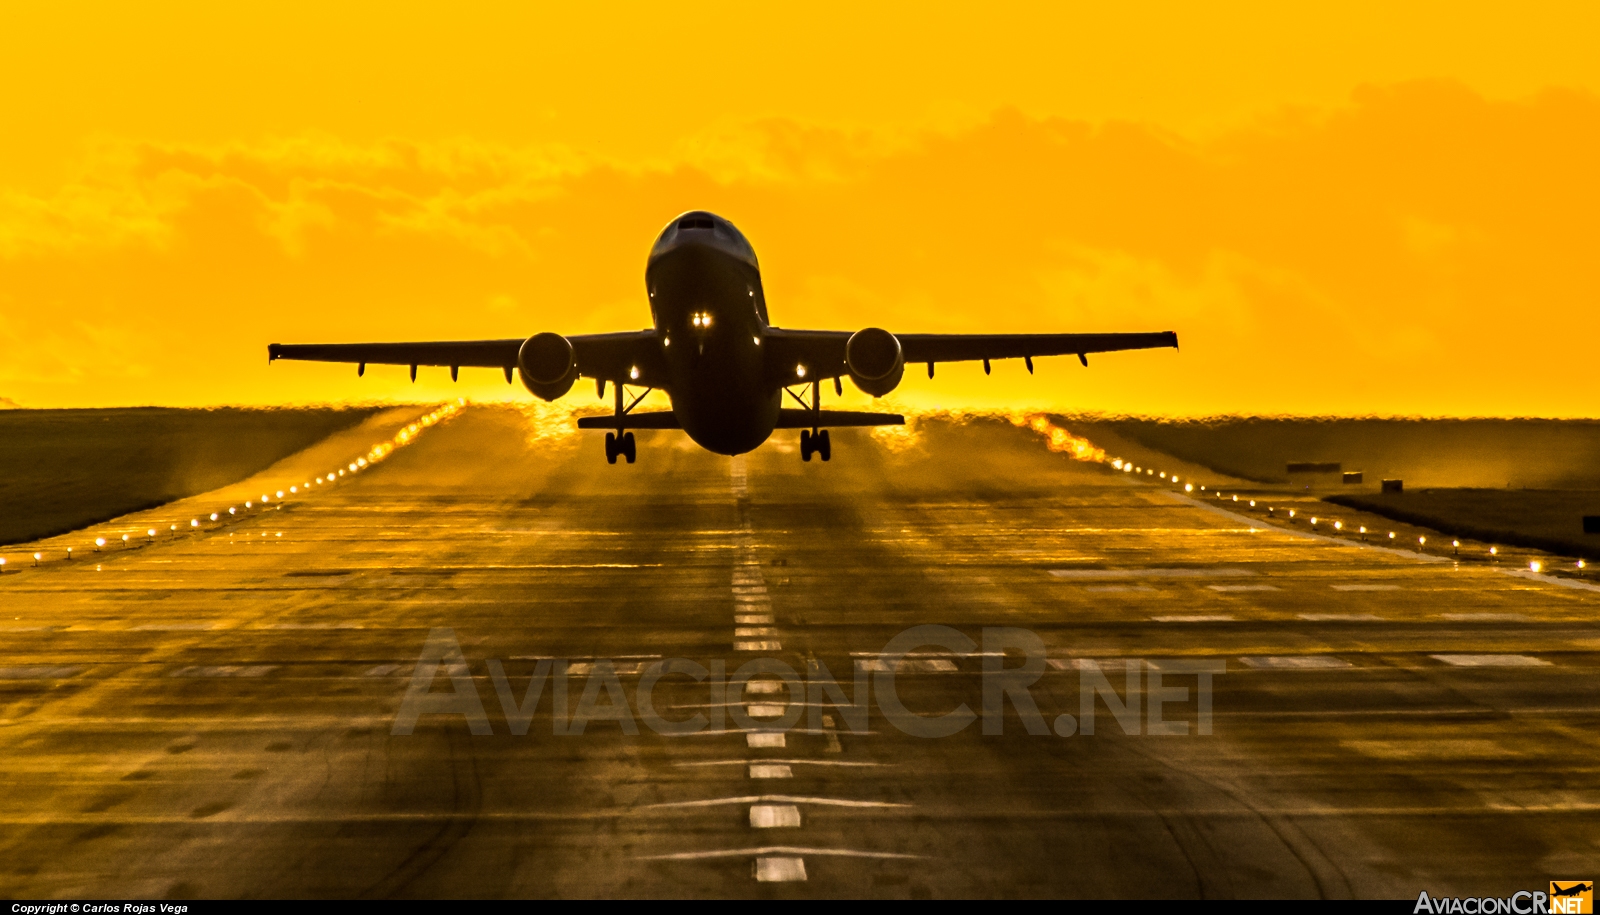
1240,656,1353,670
1331,584,1402,591
756,856,807,881
1152,614,1236,622
749,804,802,829
1432,654,1551,668
749,764,794,779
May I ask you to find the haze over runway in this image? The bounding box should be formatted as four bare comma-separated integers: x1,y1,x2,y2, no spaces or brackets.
2,406,1598,897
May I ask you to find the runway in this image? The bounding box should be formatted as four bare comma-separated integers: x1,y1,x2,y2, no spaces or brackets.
2,404,1598,898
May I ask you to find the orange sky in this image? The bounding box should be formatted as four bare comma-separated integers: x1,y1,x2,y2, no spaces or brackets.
2,2,1598,415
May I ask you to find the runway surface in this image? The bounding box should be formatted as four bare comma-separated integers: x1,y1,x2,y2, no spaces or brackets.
2,404,1598,898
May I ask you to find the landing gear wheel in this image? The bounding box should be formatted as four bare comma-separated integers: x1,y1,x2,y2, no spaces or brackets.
622,431,636,464
800,429,813,462
818,429,831,462
604,432,619,465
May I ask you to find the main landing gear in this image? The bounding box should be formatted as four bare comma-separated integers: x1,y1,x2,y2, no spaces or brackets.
800,428,831,462
605,431,636,464
602,378,648,465
787,378,832,462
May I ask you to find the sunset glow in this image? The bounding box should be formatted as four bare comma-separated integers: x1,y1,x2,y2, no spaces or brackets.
2,3,1597,416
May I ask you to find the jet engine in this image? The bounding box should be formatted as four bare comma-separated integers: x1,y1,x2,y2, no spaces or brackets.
518,332,578,401
845,327,905,396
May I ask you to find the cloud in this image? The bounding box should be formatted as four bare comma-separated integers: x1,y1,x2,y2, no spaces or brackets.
0,81,1596,415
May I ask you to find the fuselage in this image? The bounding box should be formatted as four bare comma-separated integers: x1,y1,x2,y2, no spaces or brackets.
645,211,780,455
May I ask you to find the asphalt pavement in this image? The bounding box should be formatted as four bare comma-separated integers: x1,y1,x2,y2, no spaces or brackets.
2,405,1597,899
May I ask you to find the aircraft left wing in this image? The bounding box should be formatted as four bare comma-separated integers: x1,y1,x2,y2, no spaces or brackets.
267,331,667,385
764,329,1178,379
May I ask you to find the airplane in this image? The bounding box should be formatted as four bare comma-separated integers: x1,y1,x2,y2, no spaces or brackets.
268,211,1178,464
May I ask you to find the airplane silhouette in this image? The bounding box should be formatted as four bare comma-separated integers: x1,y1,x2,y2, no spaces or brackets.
269,211,1178,463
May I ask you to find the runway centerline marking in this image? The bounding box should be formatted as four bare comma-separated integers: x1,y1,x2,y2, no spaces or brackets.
1431,654,1552,667
1240,656,1353,670
1051,568,1257,580
1152,614,1236,622
1331,584,1403,591
750,805,802,829
643,795,909,810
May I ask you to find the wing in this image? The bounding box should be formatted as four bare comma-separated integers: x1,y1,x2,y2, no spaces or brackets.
764,329,1178,380
266,331,666,386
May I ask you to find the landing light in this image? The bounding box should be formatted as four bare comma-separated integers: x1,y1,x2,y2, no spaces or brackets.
1530,561,1542,573
190,519,199,527
1160,472,1166,479
1184,484,1193,492
1490,546,1498,555
796,364,807,378
630,366,640,380
1418,536,1426,546
1334,522,1342,530
664,337,670,347
96,538,106,547
1579,560,1587,569
1388,532,1396,539
1249,500,1256,507
290,486,297,494
210,513,218,521
276,490,285,498
122,535,129,543
1288,510,1295,518
1232,495,1238,501
147,529,156,538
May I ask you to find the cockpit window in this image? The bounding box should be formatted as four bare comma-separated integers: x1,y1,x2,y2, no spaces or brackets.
678,218,716,230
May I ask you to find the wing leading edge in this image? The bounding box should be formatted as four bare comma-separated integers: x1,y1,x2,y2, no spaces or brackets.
266,331,665,385
763,329,1177,379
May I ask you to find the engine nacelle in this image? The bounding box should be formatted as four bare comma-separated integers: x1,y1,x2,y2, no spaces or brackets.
518,332,578,401
845,327,904,396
